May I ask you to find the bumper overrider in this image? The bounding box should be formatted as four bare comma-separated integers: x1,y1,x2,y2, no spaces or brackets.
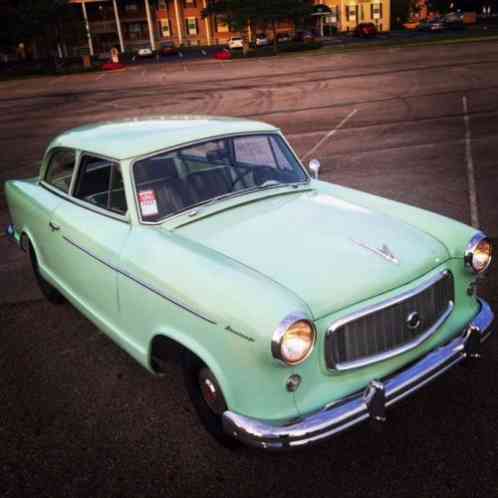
223,298,494,450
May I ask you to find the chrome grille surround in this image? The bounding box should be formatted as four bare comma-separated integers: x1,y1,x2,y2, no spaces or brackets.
325,271,454,371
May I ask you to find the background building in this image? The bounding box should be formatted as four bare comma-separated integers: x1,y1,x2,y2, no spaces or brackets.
71,0,391,55
314,1,390,34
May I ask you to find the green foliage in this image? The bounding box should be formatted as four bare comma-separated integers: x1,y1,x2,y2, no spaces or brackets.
391,0,420,25
203,0,312,29
0,0,74,47
427,0,451,14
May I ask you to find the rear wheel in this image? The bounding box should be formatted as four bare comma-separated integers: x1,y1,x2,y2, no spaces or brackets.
28,241,64,304
183,352,240,449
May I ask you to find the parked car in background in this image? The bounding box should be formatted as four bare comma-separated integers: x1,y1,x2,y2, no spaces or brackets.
137,46,154,57
418,18,446,31
443,12,465,30
255,33,270,47
228,37,244,49
276,32,291,43
159,41,178,56
294,30,314,42
214,49,232,60
353,22,378,38
5,116,494,451
403,18,421,30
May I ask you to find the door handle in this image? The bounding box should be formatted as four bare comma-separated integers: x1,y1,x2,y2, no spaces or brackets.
49,221,60,232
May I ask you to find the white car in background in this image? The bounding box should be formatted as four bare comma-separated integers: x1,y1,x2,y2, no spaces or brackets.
228,37,244,49
137,46,154,57
255,33,270,47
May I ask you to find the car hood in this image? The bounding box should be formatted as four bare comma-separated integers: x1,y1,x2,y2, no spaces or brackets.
174,189,450,319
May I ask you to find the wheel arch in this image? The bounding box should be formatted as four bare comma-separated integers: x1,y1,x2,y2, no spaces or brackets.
19,228,32,253
149,331,233,408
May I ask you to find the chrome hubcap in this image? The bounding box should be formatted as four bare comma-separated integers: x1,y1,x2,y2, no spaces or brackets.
199,370,224,415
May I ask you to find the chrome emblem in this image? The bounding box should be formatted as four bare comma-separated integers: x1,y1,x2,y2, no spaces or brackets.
406,311,422,331
351,239,399,265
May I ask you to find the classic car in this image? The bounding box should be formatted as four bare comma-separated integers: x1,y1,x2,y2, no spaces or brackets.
5,116,494,451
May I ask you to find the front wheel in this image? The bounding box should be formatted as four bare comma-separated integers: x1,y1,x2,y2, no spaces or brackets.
28,241,64,304
183,352,240,449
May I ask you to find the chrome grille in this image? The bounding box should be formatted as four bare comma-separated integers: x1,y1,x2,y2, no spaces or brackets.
325,271,454,371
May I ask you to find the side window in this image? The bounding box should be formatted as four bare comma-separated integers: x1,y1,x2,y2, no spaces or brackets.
45,149,76,193
74,155,127,215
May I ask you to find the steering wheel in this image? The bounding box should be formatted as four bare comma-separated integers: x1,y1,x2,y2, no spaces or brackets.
231,165,280,189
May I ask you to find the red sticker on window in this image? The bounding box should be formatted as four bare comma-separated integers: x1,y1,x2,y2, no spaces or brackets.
139,190,158,217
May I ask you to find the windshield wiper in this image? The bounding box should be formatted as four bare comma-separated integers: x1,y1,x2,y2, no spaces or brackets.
192,182,307,211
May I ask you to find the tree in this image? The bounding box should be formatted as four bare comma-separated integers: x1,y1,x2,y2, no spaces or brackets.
427,0,452,14
0,0,82,57
391,0,420,26
203,0,313,54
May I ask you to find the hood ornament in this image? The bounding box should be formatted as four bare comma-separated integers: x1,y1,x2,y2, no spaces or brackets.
351,239,400,265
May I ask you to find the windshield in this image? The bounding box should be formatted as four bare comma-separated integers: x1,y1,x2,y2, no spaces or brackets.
133,133,308,222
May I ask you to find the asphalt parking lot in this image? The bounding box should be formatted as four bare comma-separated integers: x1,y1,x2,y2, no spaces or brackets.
1,41,497,498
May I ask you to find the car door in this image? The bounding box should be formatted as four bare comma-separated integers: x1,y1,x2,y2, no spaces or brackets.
36,147,77,276
47,153,130,328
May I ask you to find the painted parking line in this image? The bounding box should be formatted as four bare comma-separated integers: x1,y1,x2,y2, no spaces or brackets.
462,96,480,228
95,73,106,80
50,75,67,85
301,108,358,161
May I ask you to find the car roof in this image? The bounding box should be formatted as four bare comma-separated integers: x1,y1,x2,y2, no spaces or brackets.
48,116,279,160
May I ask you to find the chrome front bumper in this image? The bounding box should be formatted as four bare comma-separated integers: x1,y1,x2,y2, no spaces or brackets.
223,298,494,450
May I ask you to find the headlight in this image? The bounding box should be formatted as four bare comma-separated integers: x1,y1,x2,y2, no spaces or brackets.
465,232,493,273
272,313,316,366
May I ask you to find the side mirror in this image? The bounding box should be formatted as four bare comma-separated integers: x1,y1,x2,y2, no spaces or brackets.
308,159,321,179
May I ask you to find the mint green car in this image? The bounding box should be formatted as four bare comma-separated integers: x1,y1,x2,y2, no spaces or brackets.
5,117,494,450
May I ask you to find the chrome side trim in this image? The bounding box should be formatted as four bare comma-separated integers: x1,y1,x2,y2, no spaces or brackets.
62,236,216,325
222,298,494,451
225,326,255,343
327,270,452,371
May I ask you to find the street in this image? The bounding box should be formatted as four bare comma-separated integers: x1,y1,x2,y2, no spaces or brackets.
1,40,497,498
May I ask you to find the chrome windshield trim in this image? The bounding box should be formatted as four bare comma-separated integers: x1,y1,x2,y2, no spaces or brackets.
62,235,216,325
326,270,452,371
129,131,310,226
